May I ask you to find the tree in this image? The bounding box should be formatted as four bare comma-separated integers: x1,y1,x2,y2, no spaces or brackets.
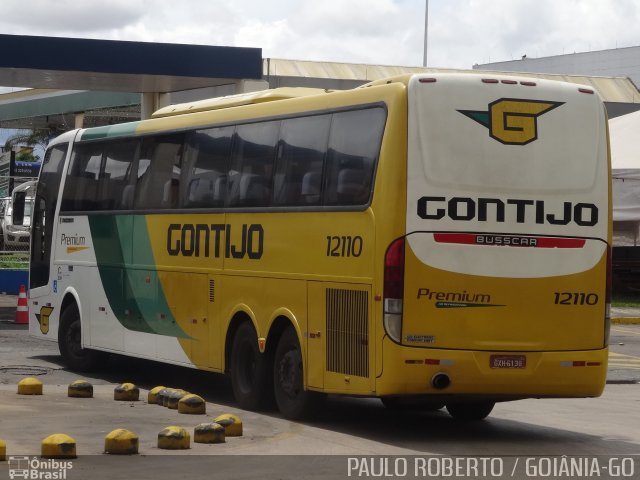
4,129,50,155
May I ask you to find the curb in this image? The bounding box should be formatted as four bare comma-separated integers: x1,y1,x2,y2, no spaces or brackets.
611,317,640,325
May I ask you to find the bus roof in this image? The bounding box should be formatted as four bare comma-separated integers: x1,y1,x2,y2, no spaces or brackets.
152,87,329,119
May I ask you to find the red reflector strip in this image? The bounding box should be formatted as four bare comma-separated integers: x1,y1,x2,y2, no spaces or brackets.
425,359,441,365
579,88,594,94
433,233,586,249
405,359,425,364
573,361,586,367
419,77,437,83
482,78,499,83
501,79,517,84
586,362,601,367
520,81,536,86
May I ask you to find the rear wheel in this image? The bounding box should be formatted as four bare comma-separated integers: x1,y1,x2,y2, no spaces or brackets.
274,326,325,420
446,401,495,421
58,303,104,372
230,322,273,410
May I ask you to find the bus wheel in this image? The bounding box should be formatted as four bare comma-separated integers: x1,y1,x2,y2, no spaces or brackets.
273,326,324,420
446,401,495,421
230,322,272,411
58,304,104,372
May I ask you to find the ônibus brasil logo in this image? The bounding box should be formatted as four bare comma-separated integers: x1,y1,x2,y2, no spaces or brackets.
458,98,564,145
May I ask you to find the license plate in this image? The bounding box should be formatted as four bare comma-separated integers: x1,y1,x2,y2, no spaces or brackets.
490,355,526,369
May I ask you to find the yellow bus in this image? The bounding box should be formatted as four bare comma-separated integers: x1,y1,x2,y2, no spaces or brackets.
23,73,611,420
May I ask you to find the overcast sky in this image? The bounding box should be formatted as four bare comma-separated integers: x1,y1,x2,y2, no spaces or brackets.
0,0,638,73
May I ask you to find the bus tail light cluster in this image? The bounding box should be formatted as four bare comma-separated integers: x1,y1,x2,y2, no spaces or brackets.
384,238,405,342
605,246,612,346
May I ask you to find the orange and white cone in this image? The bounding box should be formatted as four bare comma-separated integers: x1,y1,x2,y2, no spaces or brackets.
15,284,28,324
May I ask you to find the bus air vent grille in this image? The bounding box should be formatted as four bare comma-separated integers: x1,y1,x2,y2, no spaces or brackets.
326,288,369,377
209,280,215,303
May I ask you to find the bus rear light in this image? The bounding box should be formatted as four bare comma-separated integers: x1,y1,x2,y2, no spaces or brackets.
579,88,595,94
419,78,437,83
520,81,537,86
384,238,405,342
425,358,455,366
481,78,499,84
384,238,405,302
501,79,517,85
384,314,402,343
560,361,600,367
605,246,612,346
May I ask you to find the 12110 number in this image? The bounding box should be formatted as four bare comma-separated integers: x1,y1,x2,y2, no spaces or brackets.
326,235,363,257
553,292,599,305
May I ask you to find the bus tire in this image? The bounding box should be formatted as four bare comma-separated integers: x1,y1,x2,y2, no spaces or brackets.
446,401,495,421
230,322,272,411
273,326,325,420
58,304,104,372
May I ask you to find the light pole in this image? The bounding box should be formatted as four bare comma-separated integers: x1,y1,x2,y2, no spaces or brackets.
423,0,429,67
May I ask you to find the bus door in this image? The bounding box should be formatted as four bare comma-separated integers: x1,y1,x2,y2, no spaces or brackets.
30,143,71,298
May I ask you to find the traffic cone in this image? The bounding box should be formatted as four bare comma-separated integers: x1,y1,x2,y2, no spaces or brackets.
15,284,28,324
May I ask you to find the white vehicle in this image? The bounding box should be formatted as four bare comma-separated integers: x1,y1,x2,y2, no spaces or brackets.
5,181,36,249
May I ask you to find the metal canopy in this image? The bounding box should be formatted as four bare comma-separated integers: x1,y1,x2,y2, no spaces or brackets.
0,34,262,93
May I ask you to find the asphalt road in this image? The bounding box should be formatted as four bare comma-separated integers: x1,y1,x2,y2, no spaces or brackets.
0,321,639,480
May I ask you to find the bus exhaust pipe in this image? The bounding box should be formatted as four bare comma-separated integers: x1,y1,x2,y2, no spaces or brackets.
431,373,451,390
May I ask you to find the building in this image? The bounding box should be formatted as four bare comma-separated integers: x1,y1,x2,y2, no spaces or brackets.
475,45,640,117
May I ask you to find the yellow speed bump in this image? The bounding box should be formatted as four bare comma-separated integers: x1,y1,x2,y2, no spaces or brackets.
114,383,139,401
68,380,93,398
160,388,177,407
0,438,6,461
194,423,225,444
147,386,166,404
18,377,43,395
166,389,189,410
104,429,139,455
213,413,243,437
157,426,190,450
156,388,173,406
178,394,206,415
41,434,77,459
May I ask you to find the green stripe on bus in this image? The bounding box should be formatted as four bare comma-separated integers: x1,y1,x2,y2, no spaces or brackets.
127,216,189,338
80,122,140,141
88,215,189,339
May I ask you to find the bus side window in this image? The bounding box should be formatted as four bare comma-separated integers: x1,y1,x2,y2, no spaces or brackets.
133,135,184,210
61,146,102,211
324,108,386,206
274,114,331,207
97,139,139,210
182,126,233,209
227,121,280,207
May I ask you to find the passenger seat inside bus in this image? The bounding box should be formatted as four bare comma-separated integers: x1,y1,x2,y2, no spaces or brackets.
239,173,270,206
300,171,321,205
336,168,367,204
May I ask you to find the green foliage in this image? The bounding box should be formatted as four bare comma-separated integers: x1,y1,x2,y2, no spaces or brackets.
0,253,29,269
612,292,640,308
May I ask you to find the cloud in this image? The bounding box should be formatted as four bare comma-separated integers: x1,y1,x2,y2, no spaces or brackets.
0,0,146,34
0,0,638,71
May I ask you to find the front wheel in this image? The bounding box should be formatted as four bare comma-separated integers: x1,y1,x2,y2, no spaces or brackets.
58,304,105,372
446,401,495,421
273,326,325,420
230,322,273,410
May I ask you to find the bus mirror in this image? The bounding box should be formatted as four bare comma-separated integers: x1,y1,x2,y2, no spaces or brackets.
12,191,26,226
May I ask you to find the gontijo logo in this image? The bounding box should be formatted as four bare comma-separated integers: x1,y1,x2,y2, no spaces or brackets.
458,98,563,145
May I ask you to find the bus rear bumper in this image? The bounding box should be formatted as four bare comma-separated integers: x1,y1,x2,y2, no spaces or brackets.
376,340,608,399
